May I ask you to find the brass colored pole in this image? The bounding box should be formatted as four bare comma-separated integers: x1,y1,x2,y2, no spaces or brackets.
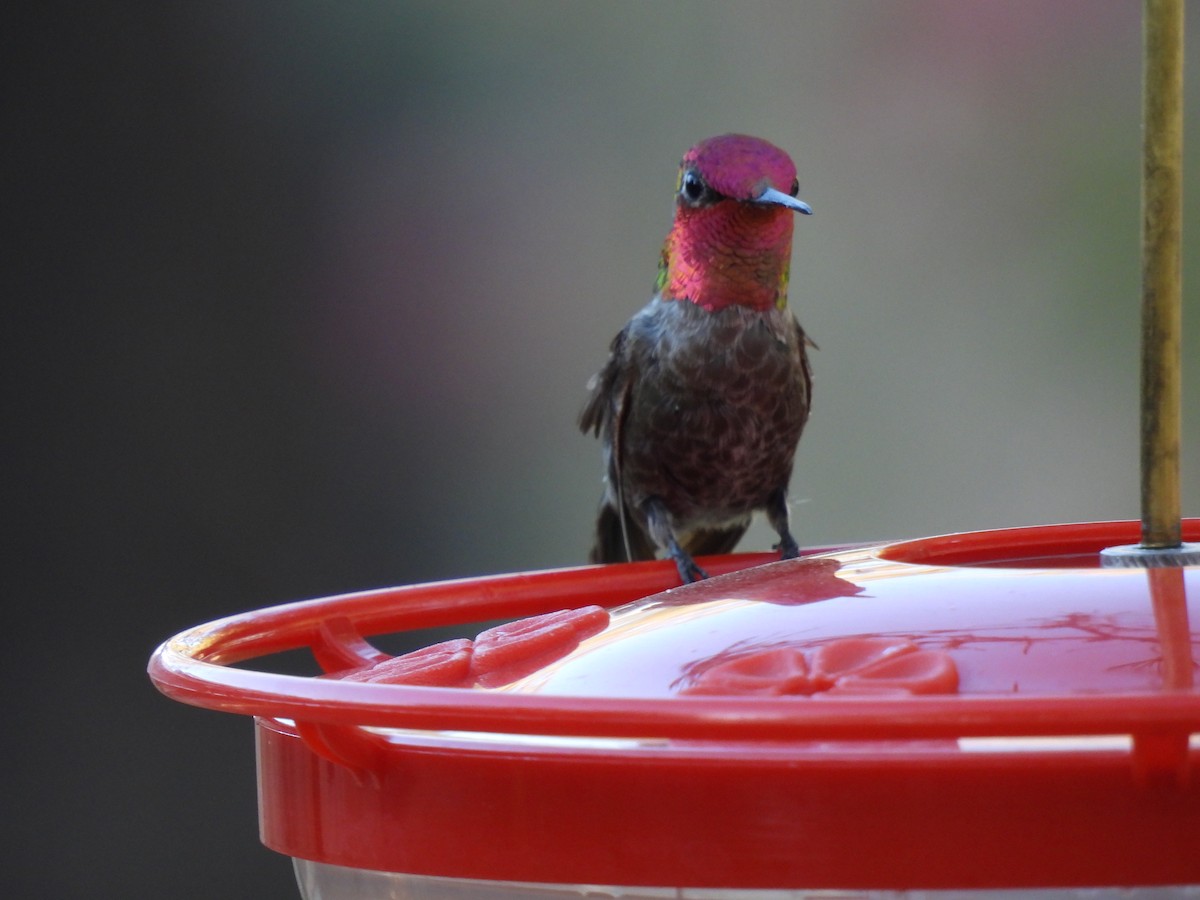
1140,0,1185,549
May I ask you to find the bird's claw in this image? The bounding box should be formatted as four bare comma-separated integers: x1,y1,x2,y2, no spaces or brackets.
671,550,709,584
775,533,801,560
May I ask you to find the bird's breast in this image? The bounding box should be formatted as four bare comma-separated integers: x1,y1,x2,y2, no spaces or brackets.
620,301,810,519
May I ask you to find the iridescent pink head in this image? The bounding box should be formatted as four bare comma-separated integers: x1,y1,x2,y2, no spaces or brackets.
659,134,811,312
680,134,808,208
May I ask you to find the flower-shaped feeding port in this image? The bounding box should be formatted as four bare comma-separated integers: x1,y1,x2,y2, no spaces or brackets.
678,637,959,697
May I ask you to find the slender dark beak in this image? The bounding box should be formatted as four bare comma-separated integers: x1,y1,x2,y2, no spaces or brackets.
755,186,813,215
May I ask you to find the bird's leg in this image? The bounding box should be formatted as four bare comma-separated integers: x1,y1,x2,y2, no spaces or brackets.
643,497,708,583
766,488,800,560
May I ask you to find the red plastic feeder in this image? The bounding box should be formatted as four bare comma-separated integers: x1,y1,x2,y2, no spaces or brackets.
149,520,1200,898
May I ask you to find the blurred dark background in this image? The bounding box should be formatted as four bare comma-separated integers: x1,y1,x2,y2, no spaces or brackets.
6,3,1198,897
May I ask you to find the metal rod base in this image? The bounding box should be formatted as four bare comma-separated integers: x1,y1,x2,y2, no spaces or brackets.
1100,543,1200,568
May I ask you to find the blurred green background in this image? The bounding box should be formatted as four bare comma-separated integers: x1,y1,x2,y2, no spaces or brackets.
6,2,1198,897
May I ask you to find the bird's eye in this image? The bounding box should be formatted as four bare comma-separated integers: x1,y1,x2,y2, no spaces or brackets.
679,169,712,206
788,178,800,197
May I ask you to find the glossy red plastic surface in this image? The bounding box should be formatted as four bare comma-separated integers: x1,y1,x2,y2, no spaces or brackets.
149,523,1200,889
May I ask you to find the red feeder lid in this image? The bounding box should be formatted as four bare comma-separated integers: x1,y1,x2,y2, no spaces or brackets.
149,520,1200,890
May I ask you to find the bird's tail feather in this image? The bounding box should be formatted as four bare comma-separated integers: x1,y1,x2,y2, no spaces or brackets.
589,503,657,564
681,523,749,558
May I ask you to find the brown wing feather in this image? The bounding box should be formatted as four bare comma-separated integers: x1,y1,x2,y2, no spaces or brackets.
581,327,648,562
579,329,627,436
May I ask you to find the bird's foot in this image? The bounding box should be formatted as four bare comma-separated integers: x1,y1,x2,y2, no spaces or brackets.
670,547,709,584
643,496,709,583
775,532,800,560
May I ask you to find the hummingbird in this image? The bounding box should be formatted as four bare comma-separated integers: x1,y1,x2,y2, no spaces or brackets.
580,133,815,584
